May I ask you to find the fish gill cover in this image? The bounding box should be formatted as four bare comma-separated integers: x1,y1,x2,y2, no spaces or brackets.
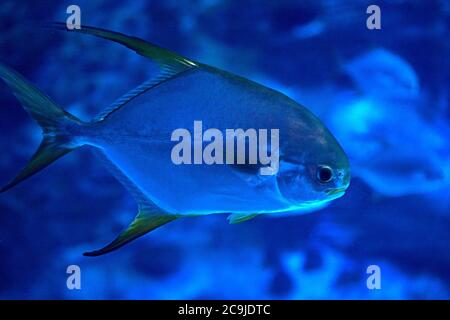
0,0,449,299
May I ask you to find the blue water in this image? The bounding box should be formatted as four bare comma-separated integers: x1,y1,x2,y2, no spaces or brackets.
0,0,449,299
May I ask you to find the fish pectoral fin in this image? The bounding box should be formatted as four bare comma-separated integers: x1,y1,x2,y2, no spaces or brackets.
227,213,259,224
84,207,178,257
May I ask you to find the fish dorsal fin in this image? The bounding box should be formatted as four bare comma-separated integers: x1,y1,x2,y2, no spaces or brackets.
83,152,178,256
227,213,259,224
50,23,198,71
93,67,184,122
49,23,198,122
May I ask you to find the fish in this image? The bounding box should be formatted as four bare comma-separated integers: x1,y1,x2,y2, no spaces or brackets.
0,23,350,256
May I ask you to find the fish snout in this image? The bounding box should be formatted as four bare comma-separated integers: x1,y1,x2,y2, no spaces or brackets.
336,167,351,186
325,168,350,198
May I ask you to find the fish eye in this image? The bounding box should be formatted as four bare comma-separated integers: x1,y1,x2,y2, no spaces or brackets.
316,165,333,183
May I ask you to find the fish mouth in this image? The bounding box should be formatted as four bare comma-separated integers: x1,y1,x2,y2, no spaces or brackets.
325,187,346,197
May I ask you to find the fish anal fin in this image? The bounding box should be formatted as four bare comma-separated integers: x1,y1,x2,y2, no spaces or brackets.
95,151,153,207
83,151,178,256
227,213,259,224
84,208,177,257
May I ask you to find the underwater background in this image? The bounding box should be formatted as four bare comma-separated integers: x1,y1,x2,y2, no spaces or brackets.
0,0,449,299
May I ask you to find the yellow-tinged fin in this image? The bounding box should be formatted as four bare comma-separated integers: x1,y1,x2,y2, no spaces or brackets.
48,22,198,71
48,23,199,123
227,213,259,224
84,151,178,256
0,63,83,192
0,137,75,193
83,207,177,257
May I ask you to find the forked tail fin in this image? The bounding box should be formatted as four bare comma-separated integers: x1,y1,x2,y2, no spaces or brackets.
0,63,84,192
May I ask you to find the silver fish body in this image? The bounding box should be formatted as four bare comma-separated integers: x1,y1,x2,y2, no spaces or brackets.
0,24,350,255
